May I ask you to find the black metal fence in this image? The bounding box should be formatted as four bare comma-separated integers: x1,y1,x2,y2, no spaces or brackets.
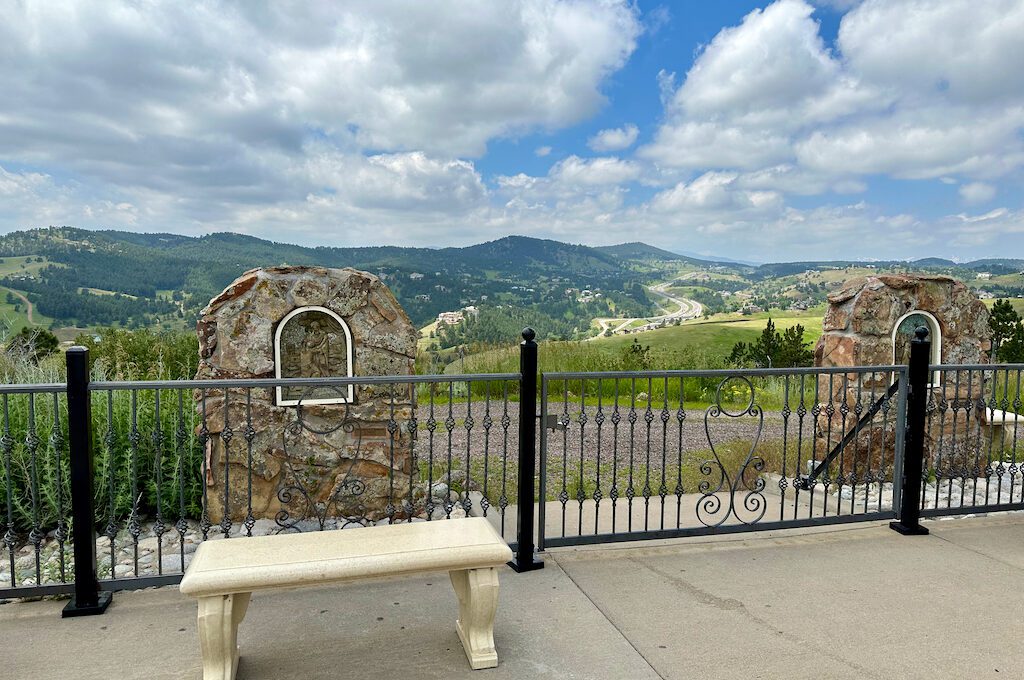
2,327,1023,614
920,364,1024,518
2,359,531,608
538,364,908,547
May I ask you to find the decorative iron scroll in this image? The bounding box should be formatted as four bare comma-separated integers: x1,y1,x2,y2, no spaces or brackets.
275,385,369,532
696,376,767,527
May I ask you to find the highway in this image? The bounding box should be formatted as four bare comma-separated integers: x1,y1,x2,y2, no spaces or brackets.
590,280,702,340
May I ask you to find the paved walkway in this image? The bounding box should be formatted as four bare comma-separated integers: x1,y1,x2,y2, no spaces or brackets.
2,514,1022,679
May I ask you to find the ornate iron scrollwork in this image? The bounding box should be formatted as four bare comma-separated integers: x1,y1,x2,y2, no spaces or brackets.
275,385,369,532
696,376,767,527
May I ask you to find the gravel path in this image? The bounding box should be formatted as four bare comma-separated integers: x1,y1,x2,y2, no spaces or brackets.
409,399,827,477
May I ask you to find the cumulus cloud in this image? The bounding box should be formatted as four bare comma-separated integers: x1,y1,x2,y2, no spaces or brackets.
942,208,1024,248
958,182,997,206
550,155,641,186
642,0,1024,191
0,0,1022,261
0,0,641,242
649,172,781,216
587,124,639,152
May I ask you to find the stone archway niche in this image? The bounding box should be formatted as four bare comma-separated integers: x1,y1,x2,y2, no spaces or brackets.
813,274,991,473
274,305,354,405
195,266,418,526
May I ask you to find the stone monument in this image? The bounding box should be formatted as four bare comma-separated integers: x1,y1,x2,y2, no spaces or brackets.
195,266,418,528
813,274,991,472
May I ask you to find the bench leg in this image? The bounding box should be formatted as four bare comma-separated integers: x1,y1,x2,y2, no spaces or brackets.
449,567,500,669
197,592,251,680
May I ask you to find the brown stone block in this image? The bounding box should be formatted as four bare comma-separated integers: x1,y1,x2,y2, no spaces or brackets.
827,277,868,304
817,334,855,367
822,302,851,332
851,287,899,336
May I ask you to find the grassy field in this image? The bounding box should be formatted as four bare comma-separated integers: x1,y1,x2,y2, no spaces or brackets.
448,311,825,376
0,254,52,278
983,297,1024,315
418,320,439,351
78,286,138,299
0,286,54,339
594,313,823,359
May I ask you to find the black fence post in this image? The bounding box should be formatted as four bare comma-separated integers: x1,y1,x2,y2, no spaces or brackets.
890,327,930,536
62,346,112,617
509,328,543,572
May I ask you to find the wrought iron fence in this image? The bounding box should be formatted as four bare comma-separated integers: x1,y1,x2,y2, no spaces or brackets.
1,372,524,600
538,365,908,547
921,364,1024,517
1,384,71,598
3,327,1024,613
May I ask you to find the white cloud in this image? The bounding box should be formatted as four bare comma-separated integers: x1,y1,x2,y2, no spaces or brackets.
838,0,1024,103
641,0,1024,191
0,0,640,223
795,108,1024,180
306,150,487,213
959,182,997,205
942,208,1024,248
650,172,782,215
588,124,639,152
643,122,792,170
0,0,1022,261
551,156,641,186
736,164,866,196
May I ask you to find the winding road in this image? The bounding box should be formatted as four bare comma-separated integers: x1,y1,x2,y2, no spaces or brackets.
7,288,35,324
590,281,702,340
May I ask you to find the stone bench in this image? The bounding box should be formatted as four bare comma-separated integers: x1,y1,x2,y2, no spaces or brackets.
179,517,512,680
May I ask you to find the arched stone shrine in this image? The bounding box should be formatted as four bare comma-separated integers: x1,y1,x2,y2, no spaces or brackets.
813,274,991,472
195,266,418,527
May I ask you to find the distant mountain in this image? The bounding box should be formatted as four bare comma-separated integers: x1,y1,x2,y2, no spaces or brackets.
910,257,957,268
1,226,1020,333
452,235,622,273
594,242,749,268
595,242,688,261
0,228,667,329
672,249,759,267
752,257,1024,280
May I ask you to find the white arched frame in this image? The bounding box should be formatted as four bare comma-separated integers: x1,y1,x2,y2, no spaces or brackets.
274,305,354,406
891,309,941,383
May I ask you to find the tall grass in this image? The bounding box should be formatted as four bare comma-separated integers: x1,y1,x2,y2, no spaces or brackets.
0,335,204,536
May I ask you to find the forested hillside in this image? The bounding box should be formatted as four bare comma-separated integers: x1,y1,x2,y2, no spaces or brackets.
0,227,681,337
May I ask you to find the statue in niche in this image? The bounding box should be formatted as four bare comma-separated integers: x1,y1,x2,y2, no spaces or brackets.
301,320,331,377
275,306,353,405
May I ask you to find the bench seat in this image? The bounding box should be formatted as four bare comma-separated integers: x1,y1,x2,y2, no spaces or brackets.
180,518,512,680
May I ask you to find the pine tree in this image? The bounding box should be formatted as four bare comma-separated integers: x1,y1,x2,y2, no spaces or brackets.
990,299,1019,357
728,318,813,368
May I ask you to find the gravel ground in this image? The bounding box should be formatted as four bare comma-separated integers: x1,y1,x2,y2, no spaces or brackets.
411,399,857,474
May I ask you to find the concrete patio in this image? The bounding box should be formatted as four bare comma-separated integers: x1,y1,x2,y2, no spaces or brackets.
2,513,1022,680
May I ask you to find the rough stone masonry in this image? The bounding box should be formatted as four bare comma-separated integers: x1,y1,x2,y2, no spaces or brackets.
195,266,418,526
813,273,991,473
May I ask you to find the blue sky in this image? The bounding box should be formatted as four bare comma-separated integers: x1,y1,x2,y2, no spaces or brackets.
0,0,1022,262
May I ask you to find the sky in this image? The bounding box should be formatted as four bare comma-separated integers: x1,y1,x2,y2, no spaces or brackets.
1,0,1023,262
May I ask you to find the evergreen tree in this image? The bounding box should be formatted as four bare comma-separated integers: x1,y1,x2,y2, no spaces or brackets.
728,318,813,368
989,299,1019,357
777,324,814,367
749,318,781,367
998,323,1024,363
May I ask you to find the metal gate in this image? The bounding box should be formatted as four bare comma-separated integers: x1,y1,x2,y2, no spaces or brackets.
538,365,908,548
